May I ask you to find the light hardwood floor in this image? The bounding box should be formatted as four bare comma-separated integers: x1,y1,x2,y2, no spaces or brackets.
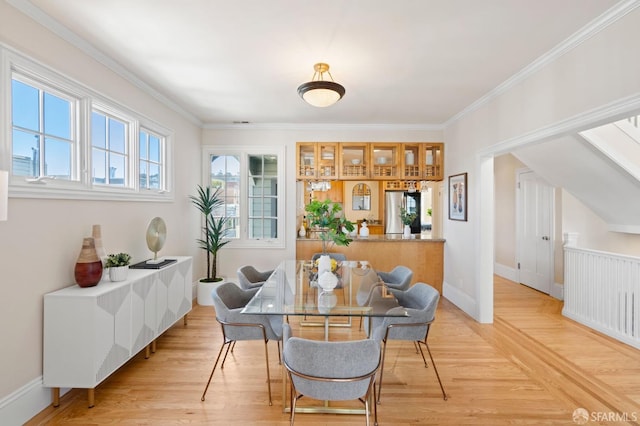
28,276,640,425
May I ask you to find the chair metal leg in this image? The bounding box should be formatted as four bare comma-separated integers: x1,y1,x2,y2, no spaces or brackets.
220,339,233,369
422,341,448,400
376,340,388,404
201,340,230,401
415,340,429,367
263,340,273,406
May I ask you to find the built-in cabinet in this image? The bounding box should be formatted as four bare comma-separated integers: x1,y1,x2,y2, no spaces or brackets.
43,257,192,407
297,142,444,181
296,142,339,179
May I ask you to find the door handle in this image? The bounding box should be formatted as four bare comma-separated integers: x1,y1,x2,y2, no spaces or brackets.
542,236,549,241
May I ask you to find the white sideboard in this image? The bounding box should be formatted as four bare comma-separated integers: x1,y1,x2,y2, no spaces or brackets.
43,256,192,407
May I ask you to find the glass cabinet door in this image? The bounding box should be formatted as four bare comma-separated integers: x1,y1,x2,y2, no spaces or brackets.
421,143,444,180
401,143,421,179
338,143,369,179
370,143,400,179
317,143,338,179
296,143,317,179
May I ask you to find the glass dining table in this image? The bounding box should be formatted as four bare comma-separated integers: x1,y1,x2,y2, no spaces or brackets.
241,259,408,339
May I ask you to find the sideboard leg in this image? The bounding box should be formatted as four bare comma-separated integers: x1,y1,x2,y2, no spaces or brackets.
183,313,188,326
87,388,95,408
151,339,157,353
52,388,60,407
145,345,150,359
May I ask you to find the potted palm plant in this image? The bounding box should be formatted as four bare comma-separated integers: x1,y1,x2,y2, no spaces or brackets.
106,252,132,282
191,185,232,305
190,185,231,282
305,199,355,253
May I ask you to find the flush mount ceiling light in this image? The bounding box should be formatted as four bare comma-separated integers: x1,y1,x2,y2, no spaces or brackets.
297,63,345,107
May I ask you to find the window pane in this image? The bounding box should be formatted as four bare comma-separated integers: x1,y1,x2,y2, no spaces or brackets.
139,162,148,188
92,149,106,184
92,112,106,149
11,79,39,131
109,119,126,153
248,218,277,238
109,153,125,185
139,130,148,159
12,129,39,176
44,93,71,139
148,163,160,189
44,137,71,179
149,135,160,162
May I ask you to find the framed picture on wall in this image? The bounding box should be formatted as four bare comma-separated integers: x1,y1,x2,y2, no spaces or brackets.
448,173,467,221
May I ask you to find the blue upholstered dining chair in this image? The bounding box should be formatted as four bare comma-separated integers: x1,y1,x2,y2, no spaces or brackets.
201,282,283,405
368,282,447,403
282,323,381,425
237,265,274,290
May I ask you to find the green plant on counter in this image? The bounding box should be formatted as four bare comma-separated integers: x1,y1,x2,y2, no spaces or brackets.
105,252,132,268
305,199,355,253
400,206,417,226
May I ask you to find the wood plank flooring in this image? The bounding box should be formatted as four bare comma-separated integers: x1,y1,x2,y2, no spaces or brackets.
27,276,640,425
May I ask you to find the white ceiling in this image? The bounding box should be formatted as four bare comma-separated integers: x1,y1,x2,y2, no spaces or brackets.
19,0,619,126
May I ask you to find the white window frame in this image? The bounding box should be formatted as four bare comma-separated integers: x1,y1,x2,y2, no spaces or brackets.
0,44,173,201
202,146,285,249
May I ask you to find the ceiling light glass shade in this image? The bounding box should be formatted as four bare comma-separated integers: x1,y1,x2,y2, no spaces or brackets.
297,63,345,107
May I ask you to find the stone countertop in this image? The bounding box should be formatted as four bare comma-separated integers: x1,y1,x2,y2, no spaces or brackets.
297,233,445,242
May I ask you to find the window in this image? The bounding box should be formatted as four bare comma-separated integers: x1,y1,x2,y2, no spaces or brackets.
2,46,172,201
204,147,284,248
11,76,77,180
139,128,164,190
248,154,278,239
91,110,128,186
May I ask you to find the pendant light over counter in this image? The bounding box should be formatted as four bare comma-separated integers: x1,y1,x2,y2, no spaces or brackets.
297,63,345,108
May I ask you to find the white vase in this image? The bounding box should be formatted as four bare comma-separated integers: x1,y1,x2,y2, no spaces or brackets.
403,224,412,238
109,265,128,282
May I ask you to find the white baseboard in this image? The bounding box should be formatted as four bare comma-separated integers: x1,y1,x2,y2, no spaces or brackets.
551,282,564,301
0,376,69,426
494,262,517,281
442,280,479,321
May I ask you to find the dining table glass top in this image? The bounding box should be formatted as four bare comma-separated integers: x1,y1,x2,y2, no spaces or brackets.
241,259,407,318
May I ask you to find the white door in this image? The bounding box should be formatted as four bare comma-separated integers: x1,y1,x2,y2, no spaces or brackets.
517,170,553,294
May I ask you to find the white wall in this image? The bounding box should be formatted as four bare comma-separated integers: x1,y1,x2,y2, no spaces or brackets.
0,2,201,421
443,5,640,322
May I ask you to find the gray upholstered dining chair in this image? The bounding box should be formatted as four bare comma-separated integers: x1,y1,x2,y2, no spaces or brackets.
282,323,380,426
201,282,283,405
237,265,274,290
368,282,447,404
376,265,413,291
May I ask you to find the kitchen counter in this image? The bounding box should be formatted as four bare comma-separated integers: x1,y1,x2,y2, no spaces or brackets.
296,235,444,293
298,233,445,242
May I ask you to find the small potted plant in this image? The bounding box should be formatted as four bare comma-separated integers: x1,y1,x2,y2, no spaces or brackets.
106,252,132,282
400,206,417,238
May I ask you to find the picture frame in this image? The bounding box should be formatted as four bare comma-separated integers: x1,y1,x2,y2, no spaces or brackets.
448,173,467,221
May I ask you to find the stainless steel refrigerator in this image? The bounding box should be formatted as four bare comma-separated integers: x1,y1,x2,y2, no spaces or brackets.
385,191,421,234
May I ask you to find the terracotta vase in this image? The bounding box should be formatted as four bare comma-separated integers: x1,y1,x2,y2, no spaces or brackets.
75,237,103,287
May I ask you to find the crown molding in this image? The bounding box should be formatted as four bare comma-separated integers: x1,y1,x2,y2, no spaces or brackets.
445,0,640,128
202,122,444,131
6,0,203,127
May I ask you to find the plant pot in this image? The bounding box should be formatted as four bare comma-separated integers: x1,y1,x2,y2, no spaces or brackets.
109,266,129,282
403,224,412,238
197,277,225,306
